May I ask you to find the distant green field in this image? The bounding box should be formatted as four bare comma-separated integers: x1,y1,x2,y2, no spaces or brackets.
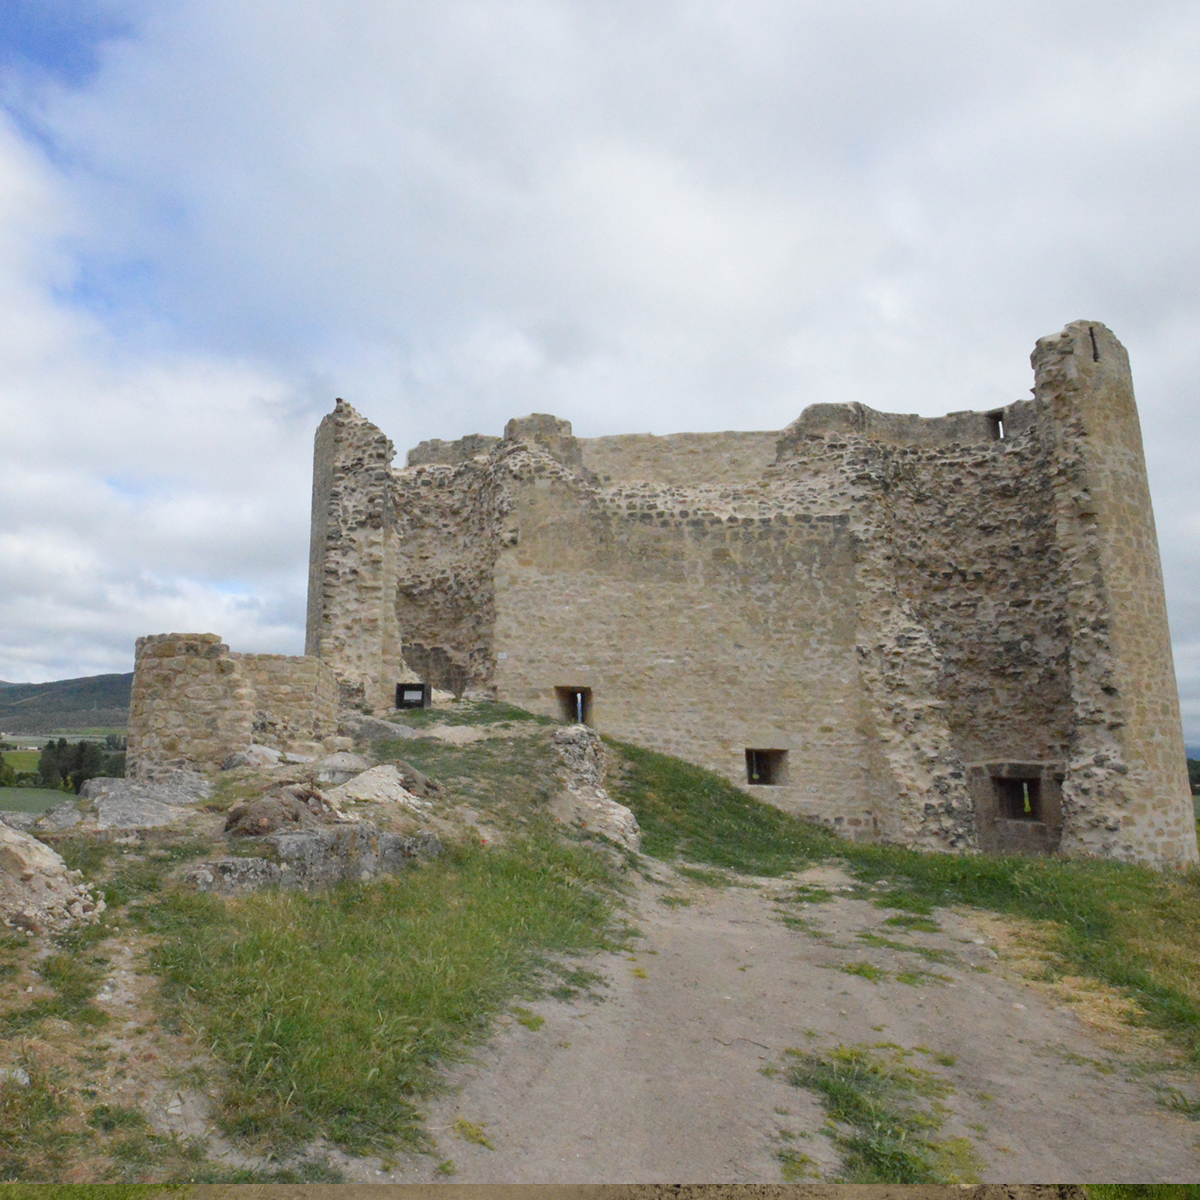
0,787,67,813
2,750,41,774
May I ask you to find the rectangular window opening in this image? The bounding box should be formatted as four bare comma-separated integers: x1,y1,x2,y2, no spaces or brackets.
745,748,788,786
987,411,1005,441
395,682,431,709
556,686,593,725
994,776,1042,821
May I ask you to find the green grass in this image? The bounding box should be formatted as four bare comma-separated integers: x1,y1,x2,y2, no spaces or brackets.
376,731,560,813
0,948,111,1035
137,834,619,1154
605,737,1200,1061
0,789,66,813
1,752,42,774
52,834,213,910
0,1056,79,1181
777,1043,982,1182
604,738,832,874
841,962,887,982
388,701,556,729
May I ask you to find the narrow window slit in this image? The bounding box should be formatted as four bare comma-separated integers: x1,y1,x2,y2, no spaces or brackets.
556,686,592,725
745,748,788,786
994,776,1041,821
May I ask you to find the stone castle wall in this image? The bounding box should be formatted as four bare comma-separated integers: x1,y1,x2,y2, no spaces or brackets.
235,653,339,747
303,321,1196,867
127,634,337,775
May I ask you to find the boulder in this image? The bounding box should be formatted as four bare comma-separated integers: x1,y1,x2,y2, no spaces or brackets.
224,784,347,837
0,811,39,832
341,714,417,742
93,795,191,830
266,823,441,888
185,825,442,893
389,759,444,800
74,774,210,830
221,745,282,770
314,750,373,785
182,856,283,894
0,824,105,935
32,800,84,831
326,764,433,813
81,772,212,807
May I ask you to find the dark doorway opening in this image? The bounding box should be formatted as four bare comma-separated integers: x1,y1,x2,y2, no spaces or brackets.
396,682,431,709
556,686,593,725
994,776,1042,820
745,748,788,786
988,411,1006,441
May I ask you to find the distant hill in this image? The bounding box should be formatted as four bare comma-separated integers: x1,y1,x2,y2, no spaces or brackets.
0,673,132,734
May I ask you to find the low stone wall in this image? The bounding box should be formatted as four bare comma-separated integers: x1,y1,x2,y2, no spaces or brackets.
236,653,339,746
128,633,339,776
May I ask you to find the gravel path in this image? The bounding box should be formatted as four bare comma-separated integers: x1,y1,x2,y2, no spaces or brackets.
352,863,1200,1184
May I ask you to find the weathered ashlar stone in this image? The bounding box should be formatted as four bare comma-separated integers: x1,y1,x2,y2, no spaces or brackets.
130,321,1198,868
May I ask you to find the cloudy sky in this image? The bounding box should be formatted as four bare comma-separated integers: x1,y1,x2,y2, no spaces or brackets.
1,1,1199,736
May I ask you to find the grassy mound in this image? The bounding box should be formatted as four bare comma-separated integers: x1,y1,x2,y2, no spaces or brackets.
604,736,1200,1061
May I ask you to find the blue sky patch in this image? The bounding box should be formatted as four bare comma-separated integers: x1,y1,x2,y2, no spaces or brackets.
0,0,134,88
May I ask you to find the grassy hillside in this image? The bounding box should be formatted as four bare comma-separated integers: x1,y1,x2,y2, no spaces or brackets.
0,674,131,734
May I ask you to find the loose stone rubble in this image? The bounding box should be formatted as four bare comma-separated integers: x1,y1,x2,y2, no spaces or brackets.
0,823,105,935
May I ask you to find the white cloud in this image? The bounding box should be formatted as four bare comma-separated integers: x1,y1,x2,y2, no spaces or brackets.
1,0,1199,743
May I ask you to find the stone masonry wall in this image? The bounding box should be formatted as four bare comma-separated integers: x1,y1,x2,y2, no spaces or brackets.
306,399,409,711
127,634,254,777
579,430,779,487
235,653,339,747
490,432,880,837
1034,322,1196,865
128,634,340,775
305,322,1198,867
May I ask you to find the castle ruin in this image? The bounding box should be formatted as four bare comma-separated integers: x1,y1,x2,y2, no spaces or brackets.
129,321,1199,868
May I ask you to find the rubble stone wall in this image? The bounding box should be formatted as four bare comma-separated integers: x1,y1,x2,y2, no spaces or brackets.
579,430,779,486
306,398,408,711
1034,322,1195,865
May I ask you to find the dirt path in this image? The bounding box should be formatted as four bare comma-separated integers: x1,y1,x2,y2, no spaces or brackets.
360,863,1200,1185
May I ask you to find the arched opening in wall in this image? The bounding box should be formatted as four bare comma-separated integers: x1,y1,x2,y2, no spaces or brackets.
987,411,1006,441
746,748,788,786
556,686,592,725
395,682,431,709
994,776,1042,821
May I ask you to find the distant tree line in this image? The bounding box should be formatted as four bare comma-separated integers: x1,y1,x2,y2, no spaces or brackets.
1190,758,1200,798
0,734,125,792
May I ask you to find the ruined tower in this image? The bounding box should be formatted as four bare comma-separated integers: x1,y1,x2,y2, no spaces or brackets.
293,320,1196,867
